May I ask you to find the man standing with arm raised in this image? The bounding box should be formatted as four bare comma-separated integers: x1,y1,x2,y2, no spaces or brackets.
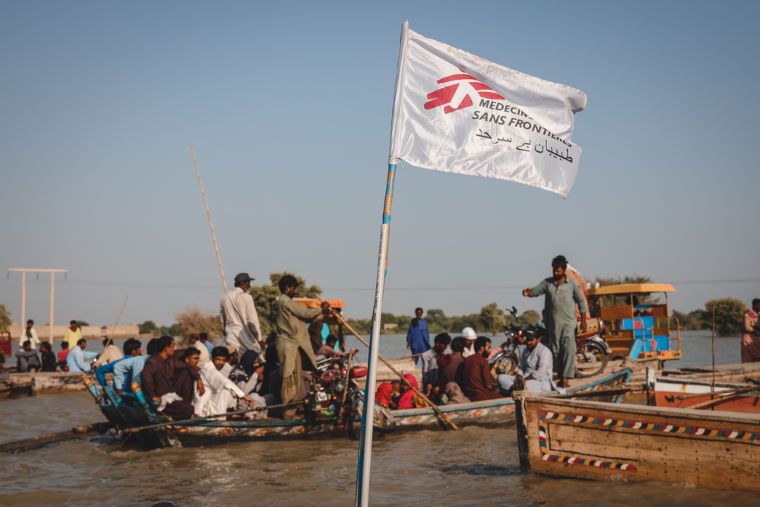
220,273,263,356
522,255,587,388
274,274,329,419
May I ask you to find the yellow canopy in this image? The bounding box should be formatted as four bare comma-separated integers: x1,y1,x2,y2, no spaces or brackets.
588,283,676,296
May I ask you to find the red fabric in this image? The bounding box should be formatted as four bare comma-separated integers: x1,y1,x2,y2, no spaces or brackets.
375,382,394,408
397,374,419,409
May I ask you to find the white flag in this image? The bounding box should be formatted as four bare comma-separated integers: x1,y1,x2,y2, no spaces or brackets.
389,23,587,197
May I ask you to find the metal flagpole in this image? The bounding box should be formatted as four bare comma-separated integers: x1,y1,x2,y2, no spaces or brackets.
190,145,229,294
355,21,409,507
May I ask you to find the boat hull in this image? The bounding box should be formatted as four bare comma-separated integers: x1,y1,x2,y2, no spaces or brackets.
90,369,633,446
519,395,760,490
653,378,760,413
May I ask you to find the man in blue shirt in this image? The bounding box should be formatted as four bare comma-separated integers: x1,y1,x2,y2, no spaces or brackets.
406,307,431,364
67,338,98,373
112,338,159,391
95,338,142,389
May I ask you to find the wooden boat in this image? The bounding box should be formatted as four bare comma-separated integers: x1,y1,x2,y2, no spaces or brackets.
663,361,760,384
1,371,85,398
651,376,760,413
514,392,760,491
87,368,632,447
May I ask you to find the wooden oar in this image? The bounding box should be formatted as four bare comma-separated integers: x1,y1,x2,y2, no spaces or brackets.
120,400,305,434
326,307,459,431
0,422,113,454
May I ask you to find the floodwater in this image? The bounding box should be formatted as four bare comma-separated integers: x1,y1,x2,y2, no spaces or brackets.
0,331,756,507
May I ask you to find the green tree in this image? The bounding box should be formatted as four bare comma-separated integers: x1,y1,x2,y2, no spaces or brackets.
174,307,223,343
249,272,322,338
518,310,542,326
478,303,507,336
425,308,450,334
704,298,746,336
138,320,158,335
157,323,182,337
0,304,11,332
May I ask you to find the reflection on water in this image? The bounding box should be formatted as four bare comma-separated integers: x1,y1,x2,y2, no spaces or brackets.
0,331,756,506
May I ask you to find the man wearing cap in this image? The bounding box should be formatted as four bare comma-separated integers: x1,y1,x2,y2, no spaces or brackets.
461,327,477,358
522,255,587,388
220,273,263,355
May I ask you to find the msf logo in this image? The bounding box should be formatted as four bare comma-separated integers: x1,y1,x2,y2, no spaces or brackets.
424,73,504,114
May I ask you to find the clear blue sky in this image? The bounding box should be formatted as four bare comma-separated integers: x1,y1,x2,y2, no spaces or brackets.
1,0,758,327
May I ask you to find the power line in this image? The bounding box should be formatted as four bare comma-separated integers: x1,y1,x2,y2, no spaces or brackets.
0,277,757,292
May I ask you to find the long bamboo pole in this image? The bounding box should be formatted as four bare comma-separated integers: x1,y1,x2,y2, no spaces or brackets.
191,145,228,294
327,307,458,430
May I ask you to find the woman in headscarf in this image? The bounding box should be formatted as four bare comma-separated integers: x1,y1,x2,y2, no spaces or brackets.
397,373,422,409
375,382,394,408
229,350,262,395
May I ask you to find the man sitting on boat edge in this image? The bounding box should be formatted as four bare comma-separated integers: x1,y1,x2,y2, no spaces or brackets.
189,346,262,418
141,336,200,420
460,336,501,401
497,329,557,394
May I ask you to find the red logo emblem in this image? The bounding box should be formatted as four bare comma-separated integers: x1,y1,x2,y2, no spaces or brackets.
424,73,505,114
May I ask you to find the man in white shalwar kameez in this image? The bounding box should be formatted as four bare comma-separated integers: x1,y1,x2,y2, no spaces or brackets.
220,273,263,355
194,347,255,417
497,332,557,394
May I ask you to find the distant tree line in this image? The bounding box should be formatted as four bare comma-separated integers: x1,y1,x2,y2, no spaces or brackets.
345,304,542,336
5,272,743,340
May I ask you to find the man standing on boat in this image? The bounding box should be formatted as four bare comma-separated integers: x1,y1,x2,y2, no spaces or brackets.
522,255,587,388
274,275,329,418
64,320,82,349
406,307,431,364
19,320,40,350
220,273,263,356
742,298,760,363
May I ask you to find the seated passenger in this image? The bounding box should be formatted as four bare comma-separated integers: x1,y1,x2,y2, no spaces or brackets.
16,340,41,372
497,331,556,394
375,380,401,409
39,341,57,372
189,334,211,367
57,342,70,371
397,373,423,409
316,335,339,359
112,338,155,392
194,346,258,418
140,336,199,420
437,336,465,391
444,381,470,404
67,338,99,373
460,336,501,401
229,350,265,395
0,353,9,385
94,337,124,368
419,333,451,398
95,338,141,388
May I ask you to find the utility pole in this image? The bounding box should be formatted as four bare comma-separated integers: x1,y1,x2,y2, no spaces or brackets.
8,268,68,342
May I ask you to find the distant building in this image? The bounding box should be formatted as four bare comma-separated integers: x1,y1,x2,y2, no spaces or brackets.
383,323,399,331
